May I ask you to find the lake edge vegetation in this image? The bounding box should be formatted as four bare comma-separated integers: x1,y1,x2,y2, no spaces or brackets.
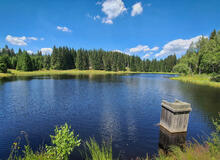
170,74,220,88
8,114,220,160
1,29,220,87
170,29,220,87
0,69,176,79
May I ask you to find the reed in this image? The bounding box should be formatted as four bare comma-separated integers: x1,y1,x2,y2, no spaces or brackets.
170,74,220,88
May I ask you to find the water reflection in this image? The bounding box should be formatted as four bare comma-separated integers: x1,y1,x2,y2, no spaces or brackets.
0,74,126,85
0,73,219,159
158,127,186,152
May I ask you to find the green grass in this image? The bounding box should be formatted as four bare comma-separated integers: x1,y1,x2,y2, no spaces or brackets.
85,138,113,160
8,113,220,160
170,74,220,88
0,72,12,78
152,142,220,160
0,69,176,78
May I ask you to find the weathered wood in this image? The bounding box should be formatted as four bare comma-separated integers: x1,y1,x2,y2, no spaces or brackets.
160,99,192,133
159,126,186,152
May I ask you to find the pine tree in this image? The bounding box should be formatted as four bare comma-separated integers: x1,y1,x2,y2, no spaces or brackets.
16,51,32,71
210,29,217,40
76,49,84,70
0,56,7,73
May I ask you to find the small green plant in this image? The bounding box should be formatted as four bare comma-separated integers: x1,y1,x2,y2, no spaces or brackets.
207,113,220,156
7,117,220,160
8,123,81,160
85,138,113,160
46,123,81,160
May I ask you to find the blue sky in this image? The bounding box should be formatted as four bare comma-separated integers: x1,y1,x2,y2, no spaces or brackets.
0,0,220,59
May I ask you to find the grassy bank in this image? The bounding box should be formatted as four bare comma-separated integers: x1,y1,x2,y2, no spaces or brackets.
0,69,176,78
170,74,220,88
8,115,220,160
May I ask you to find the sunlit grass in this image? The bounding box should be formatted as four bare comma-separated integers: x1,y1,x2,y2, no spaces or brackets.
170,74,220,88
0,69,176,78
8,114,220,160
153,142,220,160
85,138,113,160
0,72,12,77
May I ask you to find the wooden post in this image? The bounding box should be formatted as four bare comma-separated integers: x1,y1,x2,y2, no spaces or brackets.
159,126,186,151
160,99,192,133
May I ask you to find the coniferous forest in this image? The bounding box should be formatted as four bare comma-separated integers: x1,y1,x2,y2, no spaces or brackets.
0,29,220,75
0,46,177,73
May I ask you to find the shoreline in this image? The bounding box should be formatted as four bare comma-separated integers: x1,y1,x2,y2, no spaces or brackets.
1,70,219,88
170,74,220,88
0,69,176,78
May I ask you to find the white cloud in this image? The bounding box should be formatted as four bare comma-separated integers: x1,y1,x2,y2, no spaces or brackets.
5,35,40,46
28,37,38,41
40,48,53,55
40,37,45,41
101,0,127,24
155,35,206,58
129,45,150,53
112,49,124,53
87,14,101,21
94,15,101,20
57,26,72,32
129,45,159,53
102,18,113,24
151,46,159,51
27,50,34,54
96,1,102,5
6,35,27,46
131,2,143,16
142,54,150,59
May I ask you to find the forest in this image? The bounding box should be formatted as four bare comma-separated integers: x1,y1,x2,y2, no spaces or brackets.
173,29,220,75
0,29,219,75
0,46,177,73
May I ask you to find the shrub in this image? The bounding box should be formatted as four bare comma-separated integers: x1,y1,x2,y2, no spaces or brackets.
46,123,81,160
8,123,81,160
173,63,191,75
211,74,220,82
207,113,220,156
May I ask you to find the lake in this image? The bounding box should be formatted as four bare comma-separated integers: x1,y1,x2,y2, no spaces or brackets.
0,74,219,159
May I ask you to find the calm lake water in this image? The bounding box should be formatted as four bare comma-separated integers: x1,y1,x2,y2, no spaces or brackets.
0,74,219,159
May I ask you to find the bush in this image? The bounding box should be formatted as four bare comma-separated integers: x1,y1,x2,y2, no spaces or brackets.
211,74,220,82
8,123,81,160
173,63,191,75
46,123,81,160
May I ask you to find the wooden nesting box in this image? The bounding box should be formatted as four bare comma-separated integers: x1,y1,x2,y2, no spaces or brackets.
160,100,192,133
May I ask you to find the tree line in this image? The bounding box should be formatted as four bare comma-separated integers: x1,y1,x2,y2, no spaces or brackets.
173,29,220,74
0,46,177,73
1,29,219,74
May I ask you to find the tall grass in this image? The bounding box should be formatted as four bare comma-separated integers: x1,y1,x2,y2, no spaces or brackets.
8,114,220,160
170,74,220,88
84,138,113,160
154,113,220,160
0,69,176,78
